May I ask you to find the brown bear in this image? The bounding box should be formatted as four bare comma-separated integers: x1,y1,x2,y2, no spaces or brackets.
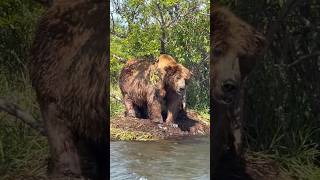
119,54,192,126
29,1,108,179
211,6,266,172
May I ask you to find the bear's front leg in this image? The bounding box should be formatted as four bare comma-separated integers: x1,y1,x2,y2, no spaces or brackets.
42,103,82,179
123,95,137,118
230,94,244,157
147,94,163,123
164,92,181,127
165,100,180,128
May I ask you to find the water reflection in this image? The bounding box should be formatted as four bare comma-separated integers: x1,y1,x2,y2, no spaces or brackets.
110,136,210,180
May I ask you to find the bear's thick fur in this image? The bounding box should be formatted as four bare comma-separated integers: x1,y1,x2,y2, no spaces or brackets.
29,1,108,179
119,54,192,125
211,6,266,173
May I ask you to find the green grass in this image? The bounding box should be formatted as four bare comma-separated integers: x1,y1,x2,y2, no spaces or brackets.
195,108,210,122
0,118,48,179
110,83,125,118
248,150,320,180
0,72,48,179
110,127,157,141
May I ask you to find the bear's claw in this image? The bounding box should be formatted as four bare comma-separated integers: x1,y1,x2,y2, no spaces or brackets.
170,123,179,128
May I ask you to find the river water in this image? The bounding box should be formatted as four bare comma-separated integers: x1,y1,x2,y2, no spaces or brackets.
110,136,210,180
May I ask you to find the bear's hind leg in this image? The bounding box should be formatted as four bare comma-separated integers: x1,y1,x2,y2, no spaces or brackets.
147,95,163,123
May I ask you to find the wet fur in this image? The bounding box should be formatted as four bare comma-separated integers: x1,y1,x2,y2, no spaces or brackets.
29,0,108,179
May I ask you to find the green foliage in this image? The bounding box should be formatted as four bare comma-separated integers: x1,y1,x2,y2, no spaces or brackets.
0,74,48,178
0,0,43,81
0,1,47,178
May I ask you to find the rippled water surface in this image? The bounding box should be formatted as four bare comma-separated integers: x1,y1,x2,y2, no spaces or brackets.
110,136,210,180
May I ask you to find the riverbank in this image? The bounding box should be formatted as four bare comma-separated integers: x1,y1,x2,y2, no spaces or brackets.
110,110,210,141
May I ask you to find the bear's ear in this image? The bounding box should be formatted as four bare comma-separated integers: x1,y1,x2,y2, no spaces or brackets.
178,64,192,79
164,66,179,76
252,30,266,56
158,54,177,69
189,70,193,76
239,31,266,77
189,70,193,79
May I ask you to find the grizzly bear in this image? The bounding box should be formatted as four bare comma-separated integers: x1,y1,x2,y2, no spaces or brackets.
211,6,266,172
29,1,108,179
119,54,192,126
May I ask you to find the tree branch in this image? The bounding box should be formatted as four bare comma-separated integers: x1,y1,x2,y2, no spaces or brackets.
156,3,165,26
287,51,320,67
0,98,45,135
111,13,115,33
166,6,197,28
110,94,122,103
155,3,167,54
112,54,127,63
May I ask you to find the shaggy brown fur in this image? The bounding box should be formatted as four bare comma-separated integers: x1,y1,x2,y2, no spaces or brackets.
211,6,266,176
29,1,108,179
119,54,192,125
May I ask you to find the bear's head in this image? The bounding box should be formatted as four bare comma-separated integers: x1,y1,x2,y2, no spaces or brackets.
157,54,192,95
211,7,266,104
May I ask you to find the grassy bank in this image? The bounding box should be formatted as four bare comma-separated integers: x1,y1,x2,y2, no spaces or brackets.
110,127,157,141
0,74,48,179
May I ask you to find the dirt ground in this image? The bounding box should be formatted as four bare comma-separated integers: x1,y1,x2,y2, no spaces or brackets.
110,110,210,140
